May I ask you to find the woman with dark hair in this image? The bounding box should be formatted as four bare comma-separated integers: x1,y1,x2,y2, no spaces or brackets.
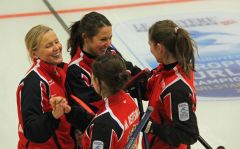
54,54,140,149
66,11,141,110
65,11,141,147
66,12,113,111
84,54,140,149
142,20,199,149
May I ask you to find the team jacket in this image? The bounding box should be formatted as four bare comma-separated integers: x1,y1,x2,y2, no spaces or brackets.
65,47,102,112
16,59,74,149
145,63,199,149
67,90,140,149
65,46,141,113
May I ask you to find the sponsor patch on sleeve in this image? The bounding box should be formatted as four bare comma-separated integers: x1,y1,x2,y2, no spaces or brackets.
178,102,189,121
92,140,104,149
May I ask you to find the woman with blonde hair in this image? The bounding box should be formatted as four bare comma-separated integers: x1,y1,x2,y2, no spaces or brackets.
16,25,74,149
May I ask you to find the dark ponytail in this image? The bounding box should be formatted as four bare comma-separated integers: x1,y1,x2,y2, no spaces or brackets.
67,20,83,58
175,27,196,77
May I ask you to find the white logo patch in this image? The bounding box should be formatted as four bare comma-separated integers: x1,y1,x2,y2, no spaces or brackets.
92,140,104,149
178,102,189,121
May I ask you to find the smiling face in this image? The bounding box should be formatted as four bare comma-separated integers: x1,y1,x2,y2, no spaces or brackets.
83,26,112,56
32,30,63,65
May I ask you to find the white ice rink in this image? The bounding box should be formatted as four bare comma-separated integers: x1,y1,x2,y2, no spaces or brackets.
1,0,240,148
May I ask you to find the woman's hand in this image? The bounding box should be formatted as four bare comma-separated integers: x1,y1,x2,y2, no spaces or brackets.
50,96,71,119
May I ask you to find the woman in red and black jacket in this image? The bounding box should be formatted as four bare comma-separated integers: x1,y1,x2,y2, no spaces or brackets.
66,11,141,112
65,11,141,147
16,25,74,149
65,54,140,149
142,20,199,149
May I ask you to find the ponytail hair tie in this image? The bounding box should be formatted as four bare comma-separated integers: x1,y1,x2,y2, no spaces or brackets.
175,27,179,33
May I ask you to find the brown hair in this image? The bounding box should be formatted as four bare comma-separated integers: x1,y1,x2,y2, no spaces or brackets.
92,54,129,94
149,20,197,77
